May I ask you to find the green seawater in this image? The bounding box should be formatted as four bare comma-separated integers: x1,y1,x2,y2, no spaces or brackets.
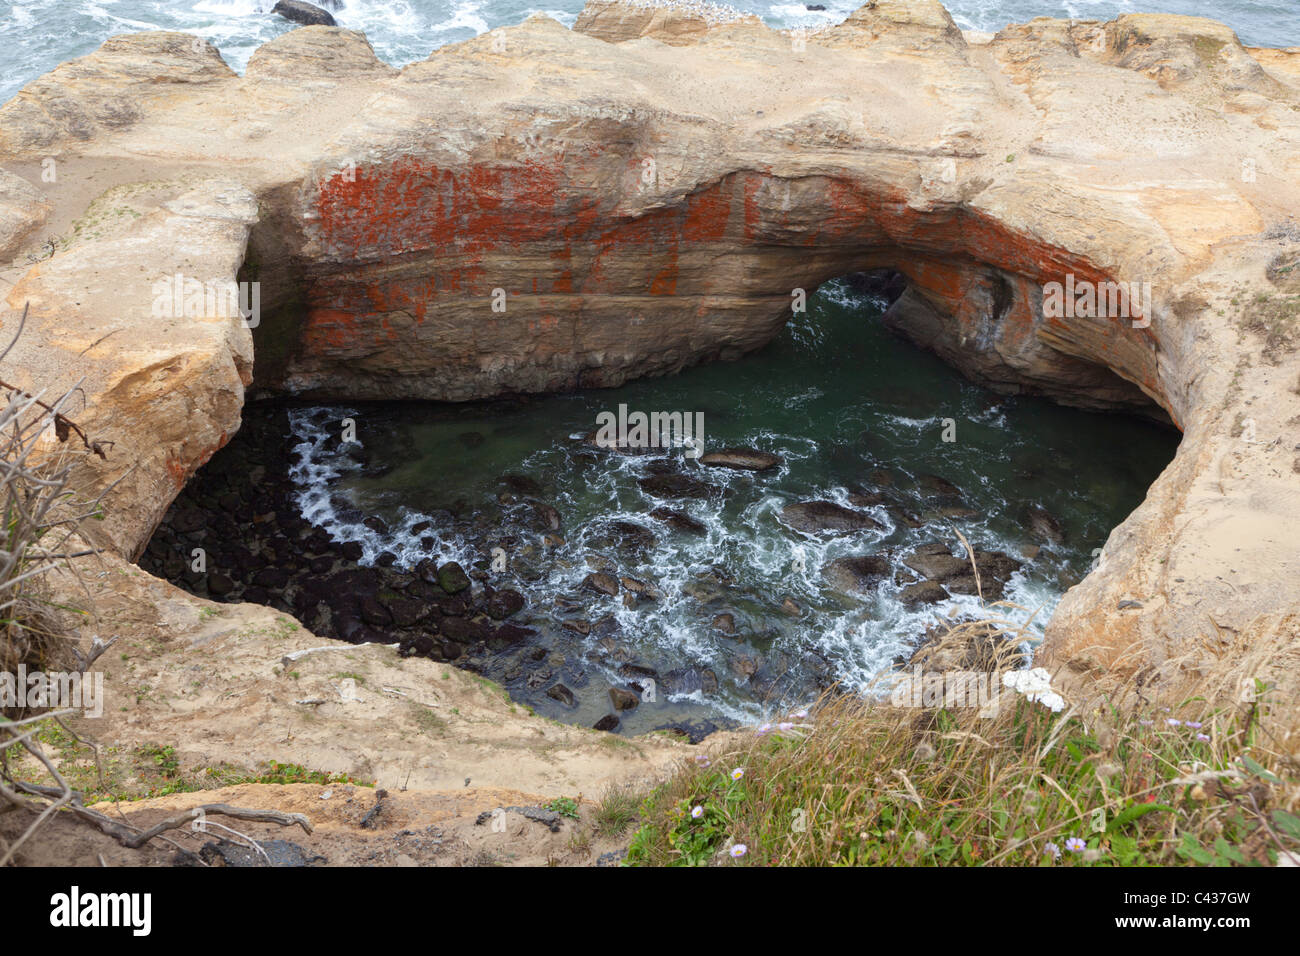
289,280,1180,732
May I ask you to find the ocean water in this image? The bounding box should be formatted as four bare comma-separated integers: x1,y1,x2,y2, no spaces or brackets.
1,0,1296,105
275,280,1178,729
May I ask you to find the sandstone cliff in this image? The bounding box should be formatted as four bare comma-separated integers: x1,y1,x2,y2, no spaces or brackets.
1,1,1298,696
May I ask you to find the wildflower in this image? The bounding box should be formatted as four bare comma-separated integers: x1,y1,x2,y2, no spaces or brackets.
1001,668,1065,711
1166,718,1182,727
729,844,747,858
691,805,704,819
1045,842,1061,859
756,723,773,736
1197,733,1210,742
1185,721,1203,729
791,709,808,719
778,721,794,732
1139,720,1153,727
694,754,711,767
1065,837,1086,853
731,767,745,782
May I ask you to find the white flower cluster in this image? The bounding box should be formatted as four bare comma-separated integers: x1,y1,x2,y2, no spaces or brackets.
1001,667,1065,712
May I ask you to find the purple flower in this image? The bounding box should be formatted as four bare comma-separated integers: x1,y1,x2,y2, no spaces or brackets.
729,844,747,858
1186,721,1203,729
1045,842,1061,860
1166,718,1182,727
1197,733,1210,742
1065,837,1086,853
691,805,704,819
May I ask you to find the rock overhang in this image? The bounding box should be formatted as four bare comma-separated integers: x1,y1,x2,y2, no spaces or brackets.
0,1,1297,688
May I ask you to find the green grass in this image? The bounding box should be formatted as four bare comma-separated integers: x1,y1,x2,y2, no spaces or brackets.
623,675,1298,867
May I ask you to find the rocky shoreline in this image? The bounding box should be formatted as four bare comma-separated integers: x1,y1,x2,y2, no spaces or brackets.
1,1,1298,812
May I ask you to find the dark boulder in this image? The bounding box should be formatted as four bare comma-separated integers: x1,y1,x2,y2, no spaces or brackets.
436,562,471,594
649,506,707,534
823,555,892,594
780,500,882,535
699,447,783,471
272,1,337,28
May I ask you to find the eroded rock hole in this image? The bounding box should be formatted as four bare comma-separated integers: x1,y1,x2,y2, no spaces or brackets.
140,277,1178,736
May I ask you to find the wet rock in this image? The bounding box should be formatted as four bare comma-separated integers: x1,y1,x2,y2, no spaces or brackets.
918,474,963,498
711,612,736,634
620,576,660,600
529,501,562,531
593,714,620,732
387,598,430,628
780,500,882,535
729,655,759,679
363,515,389,535
582,572,620,596
663,667,719,696
546,683,576,707
637,473,719,500
605,520,657,550
823,555,892,594
436,562,471,594
649,506,707,534
438,616,490,644
902,543,1023,600
609,687,640,710
618,663,659,683
359,596,393,628
699,447,782,471
651,719,719,744
562,618,592,635
900,581,948,607
780,597,802,616
397,634,437,658
483,587,525,619
339,541,364,561
271,1,336,28
490,622,535,645
847,491,887,508
207,572,235,597
499,474,542,496
1025,504,1065,545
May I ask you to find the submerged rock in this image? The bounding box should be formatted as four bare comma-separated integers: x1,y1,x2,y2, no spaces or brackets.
638,473,719,499
609,687,640,710
1025,504,1066,545
649,506,707,534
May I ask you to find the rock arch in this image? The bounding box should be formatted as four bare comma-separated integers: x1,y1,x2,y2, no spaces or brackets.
2,2,1298,683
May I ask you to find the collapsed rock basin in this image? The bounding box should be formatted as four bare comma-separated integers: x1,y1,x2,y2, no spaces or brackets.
3,0,1299,728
